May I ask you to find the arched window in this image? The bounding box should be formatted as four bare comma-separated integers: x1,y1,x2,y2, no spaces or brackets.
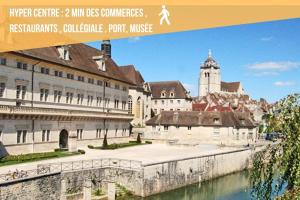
128,96,132,114
161,90,166,98
169,90,175,98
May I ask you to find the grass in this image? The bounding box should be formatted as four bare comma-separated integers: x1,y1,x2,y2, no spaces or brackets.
88,141,152,150
0,150,84,167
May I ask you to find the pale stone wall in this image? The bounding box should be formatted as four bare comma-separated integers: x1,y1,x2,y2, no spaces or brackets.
144,125,257,145
151,98,192,115
128,88,151,127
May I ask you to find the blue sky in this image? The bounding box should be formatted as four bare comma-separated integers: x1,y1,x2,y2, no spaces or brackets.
87,18,300,103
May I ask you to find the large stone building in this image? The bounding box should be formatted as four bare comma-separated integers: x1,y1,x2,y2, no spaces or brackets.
145,111,257,145
198,50,245,97
119,65,151,127
0,41,134,156
149,81,192,115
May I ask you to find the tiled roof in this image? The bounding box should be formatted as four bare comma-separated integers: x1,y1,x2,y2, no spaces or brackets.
149,81,191,99
119,65,145,87
221,81,241,93
12,43,133,84
146,111,256,128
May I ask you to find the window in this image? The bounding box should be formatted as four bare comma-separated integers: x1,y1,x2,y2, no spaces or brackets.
115,129,118,137
164,125,168,131
161,91,166,98
152,126,156,131
176,125,180,129
122,129,126,136
16,85,26,100
66,92,73,104
154,100,157,105
54,70,63,77
0,82,5,97
97,80,103,86
40,88,49,101
17,130,27,143
213,118,220,124
128,96,132,114
115,84,120,90
122,86,127,91
162,100,165,105
170,92,175,97
170,100,173,104
78,76,85,82
67,73,74,80
177,100,181,104
188,126,192,130
104,98,110,108
0,57,7,65
41,67,49,74
77,93,84,105
114,99,119,109
17,62,27,70
105,81,110,87
213,127,220,136
96,129,101,138
77,129,83,140
87,95,93,106
42,130,50,142
96,97,102,107
121,101,126,110
54,90,62,103
88,78,94,84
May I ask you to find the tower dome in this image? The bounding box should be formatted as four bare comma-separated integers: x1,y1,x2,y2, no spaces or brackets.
201,49,219,69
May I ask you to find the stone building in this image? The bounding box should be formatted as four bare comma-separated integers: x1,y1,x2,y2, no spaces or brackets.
148,81,192,115
119,65,151,127
198,50,245,97
145,111,257,144
0,41,134,156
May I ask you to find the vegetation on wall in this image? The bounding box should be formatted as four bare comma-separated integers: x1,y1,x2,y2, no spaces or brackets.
251,94,300,199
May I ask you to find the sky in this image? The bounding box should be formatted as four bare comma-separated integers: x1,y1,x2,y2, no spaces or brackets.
87,18,300,103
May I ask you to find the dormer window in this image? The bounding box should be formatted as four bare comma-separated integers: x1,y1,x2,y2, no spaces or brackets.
93,55,106,71
169,91,175,98
213,118,220,124
57,46,70,60
161,90,166,98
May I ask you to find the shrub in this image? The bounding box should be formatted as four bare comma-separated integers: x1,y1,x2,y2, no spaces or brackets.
103,134,108,148
78,149,85,154
137,133,141,144
145,141,152,144
93,188,102,196
129,141,138,143
87,145,94,149
54,148,67,152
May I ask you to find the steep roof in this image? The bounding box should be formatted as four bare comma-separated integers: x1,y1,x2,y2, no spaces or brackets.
146,111,256,128
119,65,145,87
221,81,241,93
12,43,133,84
149,81,191,99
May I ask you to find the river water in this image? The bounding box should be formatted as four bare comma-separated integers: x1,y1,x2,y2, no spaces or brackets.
141,171,253,200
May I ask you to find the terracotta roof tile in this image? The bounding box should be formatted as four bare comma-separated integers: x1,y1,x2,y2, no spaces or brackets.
149,81,191,99
221,81,241,93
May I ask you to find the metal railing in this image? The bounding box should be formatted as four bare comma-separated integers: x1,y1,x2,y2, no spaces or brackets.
0,158,142,184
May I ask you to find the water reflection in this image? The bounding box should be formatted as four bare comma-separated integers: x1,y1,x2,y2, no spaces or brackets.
141,171,252,200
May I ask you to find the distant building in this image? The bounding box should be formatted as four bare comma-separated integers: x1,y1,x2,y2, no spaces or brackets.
198,50,245,97
145,111,257,144
120,65,151,127
148,81,192,115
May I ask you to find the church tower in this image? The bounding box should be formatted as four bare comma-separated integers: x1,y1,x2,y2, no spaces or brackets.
198,50,221,97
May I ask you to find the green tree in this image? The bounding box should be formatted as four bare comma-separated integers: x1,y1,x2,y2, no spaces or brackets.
251,93,300,199
103,133,108,148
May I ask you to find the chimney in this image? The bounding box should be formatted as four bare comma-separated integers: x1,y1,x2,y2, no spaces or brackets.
101,40,111,58
57,45,70,60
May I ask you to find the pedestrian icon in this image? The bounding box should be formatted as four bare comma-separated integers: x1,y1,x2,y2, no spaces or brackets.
159,5,170,25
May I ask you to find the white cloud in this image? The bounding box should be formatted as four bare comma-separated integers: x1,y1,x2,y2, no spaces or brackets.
260,36,273,42
183,83,197,97
247,61,300,76
273,81,295,87
128,36,141,43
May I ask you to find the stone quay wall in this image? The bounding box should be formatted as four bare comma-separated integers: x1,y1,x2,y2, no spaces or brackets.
0,148,257,199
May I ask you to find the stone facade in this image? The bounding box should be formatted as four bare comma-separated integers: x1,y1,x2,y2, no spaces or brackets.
0,43,133,156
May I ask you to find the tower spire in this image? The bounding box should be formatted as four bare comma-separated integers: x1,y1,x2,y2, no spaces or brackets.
208,49,212,58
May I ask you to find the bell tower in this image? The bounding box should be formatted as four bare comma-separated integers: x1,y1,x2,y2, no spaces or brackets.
198,50,221,97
